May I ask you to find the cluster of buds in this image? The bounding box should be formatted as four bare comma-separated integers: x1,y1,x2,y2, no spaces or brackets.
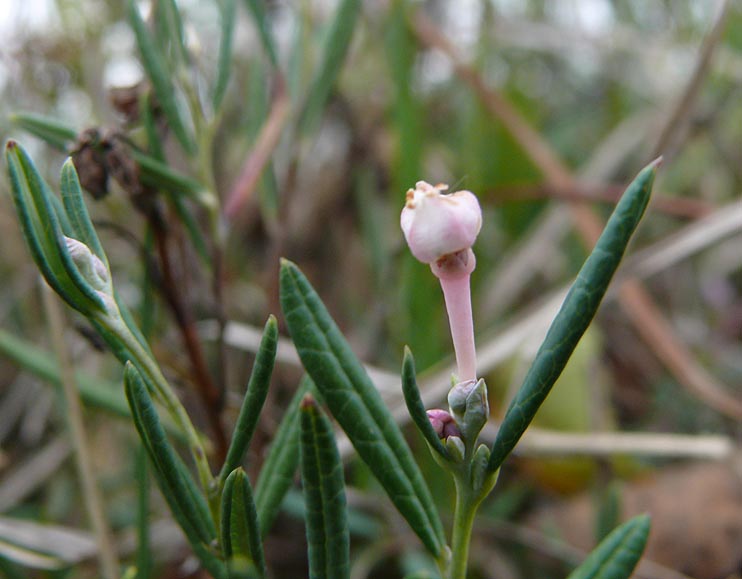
401,181,489,459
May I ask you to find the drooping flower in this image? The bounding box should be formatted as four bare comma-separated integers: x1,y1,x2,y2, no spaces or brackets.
400,181,482,265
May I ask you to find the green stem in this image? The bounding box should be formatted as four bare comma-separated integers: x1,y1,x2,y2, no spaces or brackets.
106,316,216,498
449,476,477,579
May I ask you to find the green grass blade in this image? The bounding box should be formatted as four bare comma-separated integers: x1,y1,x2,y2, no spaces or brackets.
140,95,210,262
220,469,266,577
219,316,278,484
254,377,310,536
130,149,207,200
155,0,188,66
566,515,650,579
488,161,658,474
128,0,196,155
0,328,125,417
213,0,236,111
10,113,77,151
297,0,362,134
279,259,445,557
401,348,449,461
242,0,279,67
123,364,217,547
300,396,350,579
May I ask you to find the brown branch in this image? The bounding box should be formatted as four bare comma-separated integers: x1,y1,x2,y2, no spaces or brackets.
651,0,732,159
151,219,229,462
411,10,742,420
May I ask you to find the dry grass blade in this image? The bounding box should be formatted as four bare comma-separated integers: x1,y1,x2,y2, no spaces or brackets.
0,517,97,565
651,0,732,159
0,436,70,511
224,81,291,221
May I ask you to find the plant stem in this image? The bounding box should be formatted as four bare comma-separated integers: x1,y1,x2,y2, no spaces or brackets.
449,475,477,579
42,282,120,579
109,316,215,496
438,274,477,382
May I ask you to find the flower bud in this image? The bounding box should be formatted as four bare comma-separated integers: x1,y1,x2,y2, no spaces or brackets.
65,236,109,291
447,378,489,445
426,408,461,439
444,436,465,462
400,181,482,264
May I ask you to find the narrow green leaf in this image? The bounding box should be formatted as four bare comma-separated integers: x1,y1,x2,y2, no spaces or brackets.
123,362,223,578
213,0,237,111
5,141,104,314
10,113,77,151
0,328,187,438
298,0,362,134
220,316,278,484
60,159,108,265
128,0,196,155
130,149,207,200
300,396,350,579
140,95,210,262
488,161,658,474
242,0,279,67
155,0,189,66
279,259,445,556
220,468,266,577
0,328,125,416
595,483,622,544
254,377,310,536
281,488,381,540
401,348,449,461
566,515,650,579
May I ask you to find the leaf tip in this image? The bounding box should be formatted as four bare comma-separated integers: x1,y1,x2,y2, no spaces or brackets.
650,155,663,170
5,139,17,151
300,393,317,411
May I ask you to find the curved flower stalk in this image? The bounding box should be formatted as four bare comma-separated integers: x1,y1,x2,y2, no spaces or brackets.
402,182,481,384
401,180,493,578
400,163,657,578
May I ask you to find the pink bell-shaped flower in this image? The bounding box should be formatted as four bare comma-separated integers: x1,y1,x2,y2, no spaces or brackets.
400,181,482,264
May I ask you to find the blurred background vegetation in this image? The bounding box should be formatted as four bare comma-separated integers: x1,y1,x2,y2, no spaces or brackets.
1,0,741,577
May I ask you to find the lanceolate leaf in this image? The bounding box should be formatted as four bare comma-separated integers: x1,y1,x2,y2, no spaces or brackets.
279,259,445,557
300,396,350,579
10,113,77,151
5,141,104,315
488,161,658,474
220,469,266,578
566,515,651,579
298,0,362,134
213,0,236,111
254,377,311,536
123,364,225,578
128,0,196,155
11,113,208,203
401,348,449,461
219,316,278,485
60,160,107,266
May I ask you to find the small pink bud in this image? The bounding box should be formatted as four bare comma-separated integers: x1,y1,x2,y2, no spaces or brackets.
426,409,461,439
400,181,482,264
